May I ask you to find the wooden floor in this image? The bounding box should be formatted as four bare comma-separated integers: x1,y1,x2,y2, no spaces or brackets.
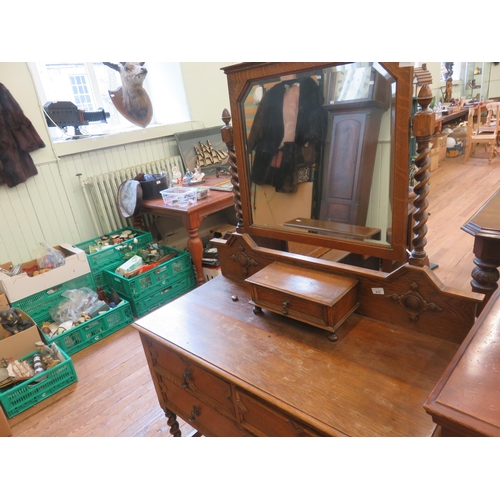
7,151,500,437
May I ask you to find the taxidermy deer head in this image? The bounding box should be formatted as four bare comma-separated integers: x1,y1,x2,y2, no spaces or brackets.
103,62,153,128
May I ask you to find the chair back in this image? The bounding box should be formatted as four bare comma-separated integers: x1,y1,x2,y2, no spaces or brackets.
491,103,500,135
466,107,476,139
482,102,500,130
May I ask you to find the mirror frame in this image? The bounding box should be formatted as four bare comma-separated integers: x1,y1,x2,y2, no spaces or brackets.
223,62,413,262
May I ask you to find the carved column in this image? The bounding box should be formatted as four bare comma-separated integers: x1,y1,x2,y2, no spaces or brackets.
221,108,243,232
409,84,435,267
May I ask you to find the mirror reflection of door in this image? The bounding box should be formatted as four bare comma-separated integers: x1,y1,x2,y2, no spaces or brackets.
241,62,396,248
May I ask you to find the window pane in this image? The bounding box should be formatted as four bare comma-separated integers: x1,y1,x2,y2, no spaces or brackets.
34,61,191,141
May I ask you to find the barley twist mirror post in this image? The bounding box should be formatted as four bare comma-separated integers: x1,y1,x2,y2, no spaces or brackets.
409,84,435,267
221,108,243,232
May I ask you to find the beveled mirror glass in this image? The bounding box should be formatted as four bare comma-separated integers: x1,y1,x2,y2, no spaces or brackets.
224,62,413,262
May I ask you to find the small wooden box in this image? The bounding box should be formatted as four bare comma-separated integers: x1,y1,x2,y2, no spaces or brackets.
246,262,359,341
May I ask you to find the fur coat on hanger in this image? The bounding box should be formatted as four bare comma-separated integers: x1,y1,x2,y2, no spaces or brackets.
248,76,327,193
0,83,45,188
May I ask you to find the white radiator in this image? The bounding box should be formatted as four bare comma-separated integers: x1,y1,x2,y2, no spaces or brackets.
79,156,184,235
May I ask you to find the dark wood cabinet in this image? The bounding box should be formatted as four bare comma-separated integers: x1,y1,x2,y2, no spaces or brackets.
319,107,387,225
319,70,391,225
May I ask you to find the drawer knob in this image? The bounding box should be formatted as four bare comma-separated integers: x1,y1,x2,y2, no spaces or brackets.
182,369,192,388
189,405,200,422
282,299,290,315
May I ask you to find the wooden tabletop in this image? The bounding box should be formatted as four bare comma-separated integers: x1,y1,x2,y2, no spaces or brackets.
461,187,500,239
435,109,469,125
424,286,500,436
140,174,234,219
134,274,462,437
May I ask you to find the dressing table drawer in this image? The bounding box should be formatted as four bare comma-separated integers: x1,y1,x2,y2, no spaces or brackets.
234,389,322,437
157,374,251,437
145,338,234,416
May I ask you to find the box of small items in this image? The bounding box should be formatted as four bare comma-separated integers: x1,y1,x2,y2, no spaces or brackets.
0,343,77,418
36,287,134,356
0,243,91,304
0,308,77,418
103,242,196,318
75,227,153,289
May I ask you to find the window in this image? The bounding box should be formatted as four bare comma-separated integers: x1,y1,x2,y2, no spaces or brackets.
70,74,93,112
440,62,462,82
29,62,191,142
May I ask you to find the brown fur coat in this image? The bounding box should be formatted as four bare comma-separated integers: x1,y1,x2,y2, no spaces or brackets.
0,83,45,188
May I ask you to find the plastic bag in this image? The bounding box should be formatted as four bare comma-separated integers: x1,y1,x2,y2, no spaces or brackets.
36,242,66,270
49,287,107,324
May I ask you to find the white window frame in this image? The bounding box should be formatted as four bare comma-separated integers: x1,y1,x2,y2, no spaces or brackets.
28,62,194,157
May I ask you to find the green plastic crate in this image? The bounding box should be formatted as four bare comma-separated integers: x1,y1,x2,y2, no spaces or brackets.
103,246,193,301
11,273,96,325
0,347,77,418
130,273,196,318
39,300,134,356
76,227,153,275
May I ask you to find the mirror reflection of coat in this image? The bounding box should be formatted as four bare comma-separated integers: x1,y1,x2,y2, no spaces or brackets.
248,77,327,193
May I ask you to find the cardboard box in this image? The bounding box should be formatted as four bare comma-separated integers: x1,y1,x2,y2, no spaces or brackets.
203,265,222,281
430,145,440,171
0,243,91,303
435,134,448,164
0,311,43,361
0,293,9,310
0,406,11,437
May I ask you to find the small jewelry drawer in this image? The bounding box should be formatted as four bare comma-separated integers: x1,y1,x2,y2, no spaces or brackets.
246,261,359,341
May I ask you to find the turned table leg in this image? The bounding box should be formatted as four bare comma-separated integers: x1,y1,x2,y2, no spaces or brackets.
471,257,500,308
186,226,205,286
164,408,182,437
461,188,500,316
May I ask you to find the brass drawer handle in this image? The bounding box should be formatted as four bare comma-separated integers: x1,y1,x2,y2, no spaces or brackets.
189,405,200,422
282,299,290,315
182,369,192,388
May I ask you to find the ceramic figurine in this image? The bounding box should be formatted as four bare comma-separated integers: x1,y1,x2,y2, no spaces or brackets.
35,341,61,369
172,166,182,185
191,166,205,183
0,308,33,336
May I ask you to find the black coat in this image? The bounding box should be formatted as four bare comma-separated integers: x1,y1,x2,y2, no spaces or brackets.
0,83,45,188
248,77,327,193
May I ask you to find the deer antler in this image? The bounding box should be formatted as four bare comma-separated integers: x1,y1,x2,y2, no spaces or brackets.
103,62,120,72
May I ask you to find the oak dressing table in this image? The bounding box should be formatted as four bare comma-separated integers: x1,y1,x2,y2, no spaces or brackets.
134,62,486,437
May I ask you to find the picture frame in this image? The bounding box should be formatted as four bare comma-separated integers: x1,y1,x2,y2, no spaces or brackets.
174,126,229,174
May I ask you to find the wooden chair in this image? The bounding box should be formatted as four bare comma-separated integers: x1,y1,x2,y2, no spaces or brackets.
464,105,500,163
479,102,500,137
480,103,500,154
